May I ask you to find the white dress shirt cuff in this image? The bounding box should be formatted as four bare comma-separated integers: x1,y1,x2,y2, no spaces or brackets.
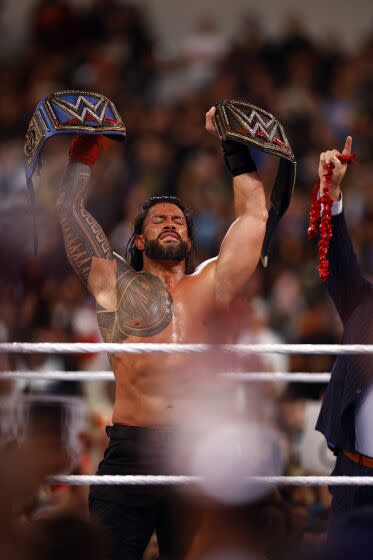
331,195,343,216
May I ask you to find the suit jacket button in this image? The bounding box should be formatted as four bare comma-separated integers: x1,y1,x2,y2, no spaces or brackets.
356,388,362,394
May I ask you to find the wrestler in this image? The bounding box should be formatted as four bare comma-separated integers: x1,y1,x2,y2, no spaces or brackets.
56,107,268,560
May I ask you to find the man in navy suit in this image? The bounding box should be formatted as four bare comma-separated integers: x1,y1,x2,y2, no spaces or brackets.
315,136,373,523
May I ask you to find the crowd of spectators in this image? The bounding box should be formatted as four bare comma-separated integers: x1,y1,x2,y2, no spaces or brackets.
0,0,372,558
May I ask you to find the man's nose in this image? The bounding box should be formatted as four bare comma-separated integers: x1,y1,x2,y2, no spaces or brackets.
163,221,176,229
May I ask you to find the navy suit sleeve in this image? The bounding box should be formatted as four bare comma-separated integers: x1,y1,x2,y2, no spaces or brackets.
326,211,371,324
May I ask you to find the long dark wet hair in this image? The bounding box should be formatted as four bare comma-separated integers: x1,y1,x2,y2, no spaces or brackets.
125,195,195,274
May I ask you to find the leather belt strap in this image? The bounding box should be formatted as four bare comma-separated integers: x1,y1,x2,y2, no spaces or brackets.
343,449,373,469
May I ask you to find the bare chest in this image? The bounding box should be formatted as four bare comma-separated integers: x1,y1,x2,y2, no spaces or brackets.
96,268,220,343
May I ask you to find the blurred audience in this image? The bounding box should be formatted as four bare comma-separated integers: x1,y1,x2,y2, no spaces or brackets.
0,1,372,558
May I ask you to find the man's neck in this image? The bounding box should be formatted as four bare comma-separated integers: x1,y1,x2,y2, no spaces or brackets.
142,258,186,291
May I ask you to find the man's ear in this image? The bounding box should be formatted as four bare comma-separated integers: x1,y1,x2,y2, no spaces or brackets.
135,234,145,251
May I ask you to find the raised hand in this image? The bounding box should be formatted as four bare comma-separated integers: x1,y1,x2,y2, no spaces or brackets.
318,136,353,201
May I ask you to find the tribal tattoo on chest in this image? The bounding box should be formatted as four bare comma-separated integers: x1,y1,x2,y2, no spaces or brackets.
58,162,173,342
97,259,173,342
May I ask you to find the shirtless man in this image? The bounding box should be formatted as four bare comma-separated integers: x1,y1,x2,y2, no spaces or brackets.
57,106,268,560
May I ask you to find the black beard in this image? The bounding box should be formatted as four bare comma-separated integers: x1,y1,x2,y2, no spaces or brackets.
144,238,189,262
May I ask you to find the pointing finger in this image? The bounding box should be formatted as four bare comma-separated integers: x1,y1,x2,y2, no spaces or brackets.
342,135,352,156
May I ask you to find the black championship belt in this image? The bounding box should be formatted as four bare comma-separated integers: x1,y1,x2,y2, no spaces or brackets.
24,90,126,253
214,99,296,266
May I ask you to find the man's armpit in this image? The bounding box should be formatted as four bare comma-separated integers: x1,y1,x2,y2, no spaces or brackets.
88,257,117,309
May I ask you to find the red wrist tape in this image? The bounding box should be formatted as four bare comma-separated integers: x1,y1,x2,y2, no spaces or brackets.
69,135,101,166
308,153,355,281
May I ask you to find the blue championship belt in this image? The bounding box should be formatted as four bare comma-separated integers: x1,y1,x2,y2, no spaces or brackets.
24,90,126,252
214,99,296,267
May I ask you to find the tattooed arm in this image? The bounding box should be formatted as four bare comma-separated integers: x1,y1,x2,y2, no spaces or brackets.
56,160,117,309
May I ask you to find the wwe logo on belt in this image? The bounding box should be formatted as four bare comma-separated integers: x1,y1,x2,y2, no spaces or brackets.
42,91,125,131
235,108,287,148
53,96,109,125
215,100,294,161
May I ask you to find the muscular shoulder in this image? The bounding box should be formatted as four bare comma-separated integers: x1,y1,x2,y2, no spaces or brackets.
193,257,217,277
189,257,250,308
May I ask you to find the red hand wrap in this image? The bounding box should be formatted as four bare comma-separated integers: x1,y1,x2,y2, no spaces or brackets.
308,153,356,281
69,135,101,167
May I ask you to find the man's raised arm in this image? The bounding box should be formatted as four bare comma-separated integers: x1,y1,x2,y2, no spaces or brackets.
318,137,371,323
205,107,268,308
215,171,267,308
56,136,117,308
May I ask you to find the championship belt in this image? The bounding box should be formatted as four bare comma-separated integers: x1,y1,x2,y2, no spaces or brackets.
214,99,296,266
24,90,126,252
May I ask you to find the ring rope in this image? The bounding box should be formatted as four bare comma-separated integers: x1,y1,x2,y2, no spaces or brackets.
0,371,332,383
1,342,372,355
49,475,373,487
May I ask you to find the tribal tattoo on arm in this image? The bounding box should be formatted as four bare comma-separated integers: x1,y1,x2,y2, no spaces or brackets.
57,161,114,287
57,163,173,342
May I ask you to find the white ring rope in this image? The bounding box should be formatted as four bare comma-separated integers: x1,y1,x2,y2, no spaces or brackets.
49,475,373,487
0,371,332,383
3,343,369,489
1,342,373,355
